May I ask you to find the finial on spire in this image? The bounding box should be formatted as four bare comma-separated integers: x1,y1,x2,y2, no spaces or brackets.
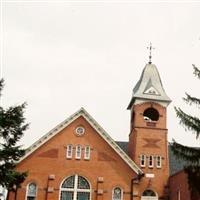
147,42,155,64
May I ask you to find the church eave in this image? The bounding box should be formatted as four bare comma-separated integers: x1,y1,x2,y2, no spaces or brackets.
18,107,143,175
127,96,171,109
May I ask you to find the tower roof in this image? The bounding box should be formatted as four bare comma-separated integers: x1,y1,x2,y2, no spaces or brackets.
127,63,171,109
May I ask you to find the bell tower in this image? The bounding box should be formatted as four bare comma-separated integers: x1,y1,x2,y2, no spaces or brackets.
127,62,171,199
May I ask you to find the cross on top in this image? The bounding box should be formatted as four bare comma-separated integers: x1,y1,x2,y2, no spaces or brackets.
147,42,155,64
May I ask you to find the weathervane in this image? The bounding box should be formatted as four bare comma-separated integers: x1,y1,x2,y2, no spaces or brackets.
147,42,155,64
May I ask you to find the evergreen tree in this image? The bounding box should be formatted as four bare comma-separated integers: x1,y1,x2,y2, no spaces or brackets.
171,65,200,197
0,79,28,194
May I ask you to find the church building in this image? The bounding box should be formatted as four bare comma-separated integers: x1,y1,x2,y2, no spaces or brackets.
8,59,193,200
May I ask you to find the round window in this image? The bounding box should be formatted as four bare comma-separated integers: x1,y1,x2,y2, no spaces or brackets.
75,126,85,136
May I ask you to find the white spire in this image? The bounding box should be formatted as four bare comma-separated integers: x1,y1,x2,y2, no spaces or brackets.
127,63,171,109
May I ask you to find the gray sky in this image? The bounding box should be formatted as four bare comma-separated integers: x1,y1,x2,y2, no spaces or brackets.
1,1,200,148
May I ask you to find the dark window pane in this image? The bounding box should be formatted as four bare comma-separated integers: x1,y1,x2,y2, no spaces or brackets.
77,192,90,200
27,197,35,200
61,191,74,200
142,189,156,196
78,176,90,189
62,176,75,188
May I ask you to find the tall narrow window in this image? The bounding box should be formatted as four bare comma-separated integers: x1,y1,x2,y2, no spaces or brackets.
66,144,73,159
84,146,90,160
156,156,162,168
149,155,154,168
112,187,122,200
76,145,81,159
140,155,146,167
26,183,37,200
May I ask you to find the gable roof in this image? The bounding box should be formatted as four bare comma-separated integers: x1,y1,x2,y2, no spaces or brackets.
19,108,143,175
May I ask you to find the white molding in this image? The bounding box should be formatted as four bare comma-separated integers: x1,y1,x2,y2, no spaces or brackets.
148,155,154,168
66,144,73,159
145,173,155,178
75,145,81,160
140,154,146,167
18,108,143,175
84,146,90,160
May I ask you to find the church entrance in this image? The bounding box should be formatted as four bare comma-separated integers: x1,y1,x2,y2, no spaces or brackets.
141,189,158,200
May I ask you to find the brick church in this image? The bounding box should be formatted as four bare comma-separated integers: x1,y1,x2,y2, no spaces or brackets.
8,61,194,200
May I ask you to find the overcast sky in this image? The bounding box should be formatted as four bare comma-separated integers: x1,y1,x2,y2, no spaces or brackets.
1,1,200,148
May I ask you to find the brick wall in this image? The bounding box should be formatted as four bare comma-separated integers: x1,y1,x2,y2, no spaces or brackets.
128,102,169,199
169,170,191,200
9,116,137,200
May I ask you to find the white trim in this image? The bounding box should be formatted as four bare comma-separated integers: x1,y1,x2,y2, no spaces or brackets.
84,146,90,160
145,173,155,178
148,155,154,168
18,108,143,175
140,154,146,167
75,145,81,160
66,144,73,159
156,156,162,168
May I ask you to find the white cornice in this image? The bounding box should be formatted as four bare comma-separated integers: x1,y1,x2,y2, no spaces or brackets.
18,108,143,175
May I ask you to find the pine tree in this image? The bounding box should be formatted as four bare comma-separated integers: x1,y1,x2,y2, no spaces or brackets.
171,65,200,198
0,79,28,194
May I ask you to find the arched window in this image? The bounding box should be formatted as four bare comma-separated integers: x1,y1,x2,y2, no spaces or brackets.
60,175,91,200
26,183,37,200
148,155,154,168
112,187,123,200
142,190,156,196
66,144,73,159
140,154,146,167
141,189,158,200
143,108,159,121
84,146,90,160
156,156,162,168
76,145,82,159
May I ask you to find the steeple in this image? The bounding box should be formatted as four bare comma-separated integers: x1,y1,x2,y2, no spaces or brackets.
127,63,171,109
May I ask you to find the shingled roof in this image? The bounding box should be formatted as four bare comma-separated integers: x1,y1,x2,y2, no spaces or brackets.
116,141,186,175
127,63,171,109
